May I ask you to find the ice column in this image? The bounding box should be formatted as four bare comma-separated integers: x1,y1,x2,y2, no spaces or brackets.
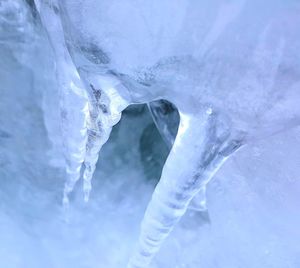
35,0,89,205
128,110,244,267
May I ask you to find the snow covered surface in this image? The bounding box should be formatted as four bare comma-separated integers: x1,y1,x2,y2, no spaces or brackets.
0,1,300,267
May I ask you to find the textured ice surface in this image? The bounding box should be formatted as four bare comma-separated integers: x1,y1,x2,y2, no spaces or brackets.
1,0,300,267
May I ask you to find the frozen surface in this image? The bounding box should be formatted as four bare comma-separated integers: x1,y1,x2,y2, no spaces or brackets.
0,1,300,268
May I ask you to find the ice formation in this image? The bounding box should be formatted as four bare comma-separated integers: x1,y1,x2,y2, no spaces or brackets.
33,0,300,267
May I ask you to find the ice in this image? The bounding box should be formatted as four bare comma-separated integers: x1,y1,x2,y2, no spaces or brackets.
34,0,300,266
1,0,300,268
34,0,90,206
148,101,179,149
81,74,130,201
148,101,208,212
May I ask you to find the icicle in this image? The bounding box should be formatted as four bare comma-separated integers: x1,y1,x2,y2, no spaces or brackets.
81,74,131,202
35,0,131,203
128,110,244,268
82,87,114,202
83,122,111,202
148,100,208,212
35,0,89,205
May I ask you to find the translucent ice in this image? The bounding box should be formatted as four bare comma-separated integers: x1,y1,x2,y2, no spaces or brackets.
32,0,300,267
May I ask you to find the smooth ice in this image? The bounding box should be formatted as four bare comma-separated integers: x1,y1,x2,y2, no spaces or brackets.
0,1,300,268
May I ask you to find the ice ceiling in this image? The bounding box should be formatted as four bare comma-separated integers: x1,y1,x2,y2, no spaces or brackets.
0,0,299,267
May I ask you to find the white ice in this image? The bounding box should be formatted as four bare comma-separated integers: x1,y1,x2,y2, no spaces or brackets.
1,1,300,268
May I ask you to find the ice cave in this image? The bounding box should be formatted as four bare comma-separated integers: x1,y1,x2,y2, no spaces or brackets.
0,0,299,267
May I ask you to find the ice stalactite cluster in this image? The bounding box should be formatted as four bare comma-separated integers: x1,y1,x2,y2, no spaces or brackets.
35,0,130,205
34,0,300,267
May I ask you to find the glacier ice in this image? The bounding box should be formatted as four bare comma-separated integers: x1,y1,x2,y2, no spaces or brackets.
1,0,300,267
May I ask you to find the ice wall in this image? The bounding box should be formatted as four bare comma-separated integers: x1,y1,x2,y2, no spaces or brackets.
0,1,300,268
